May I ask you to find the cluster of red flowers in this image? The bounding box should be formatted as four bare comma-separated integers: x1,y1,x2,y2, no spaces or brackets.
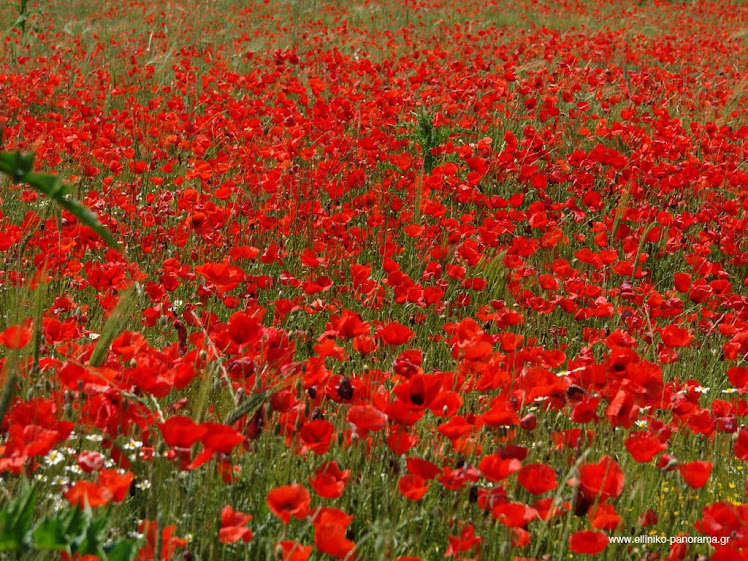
1,0,748,559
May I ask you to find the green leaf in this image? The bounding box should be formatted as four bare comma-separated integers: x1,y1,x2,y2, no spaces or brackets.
24,171,68,197
63,503,92,550
0,151,34,180
224,390,268,425
32,519,68,550
0,509,22,550
75,514,109,556
0,486,36,551
57,195,120,252
13,487,36,545
105,540,141,561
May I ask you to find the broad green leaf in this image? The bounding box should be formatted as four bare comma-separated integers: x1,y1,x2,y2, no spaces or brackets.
63,503,92,550
32,519,68,550
0,151,34,180
75,514,109,555
0,486,36,551
13,486,36,547
105,540,141,561
0,509,22,550
24,171,68,197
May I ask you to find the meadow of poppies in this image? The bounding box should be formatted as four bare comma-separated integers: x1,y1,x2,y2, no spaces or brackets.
1,0,748,559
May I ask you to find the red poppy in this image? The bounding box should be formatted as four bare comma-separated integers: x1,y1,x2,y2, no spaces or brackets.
98,469,133,502
491,502,538,528
589,503,622,530
377,321,415,346
1,324,32,349
219,505,253,544
727,366,748,393
397,474,429,501
276,541,313,561
329,309,370,339
110,330,146,359
578,456,625,501
312,508,356,559
309,461,350,499
517,463,557,495
533,497,569,521
65,481,113,508
445,524,481,556
406,457,441,480
735,428,748,461
138,521,187,560
200,423,246,454
392,374,442,410
386,428,419,455
429,391,463,417
478,454,521,482
227,311,262,346
346,405,387,438
267,484,311,524
625,431,667,463
678,461,712,488
660,325,693,348
77,450,104,473
299,420,335,455
637,509,658,527
569,530,608,554
160,416,207,449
